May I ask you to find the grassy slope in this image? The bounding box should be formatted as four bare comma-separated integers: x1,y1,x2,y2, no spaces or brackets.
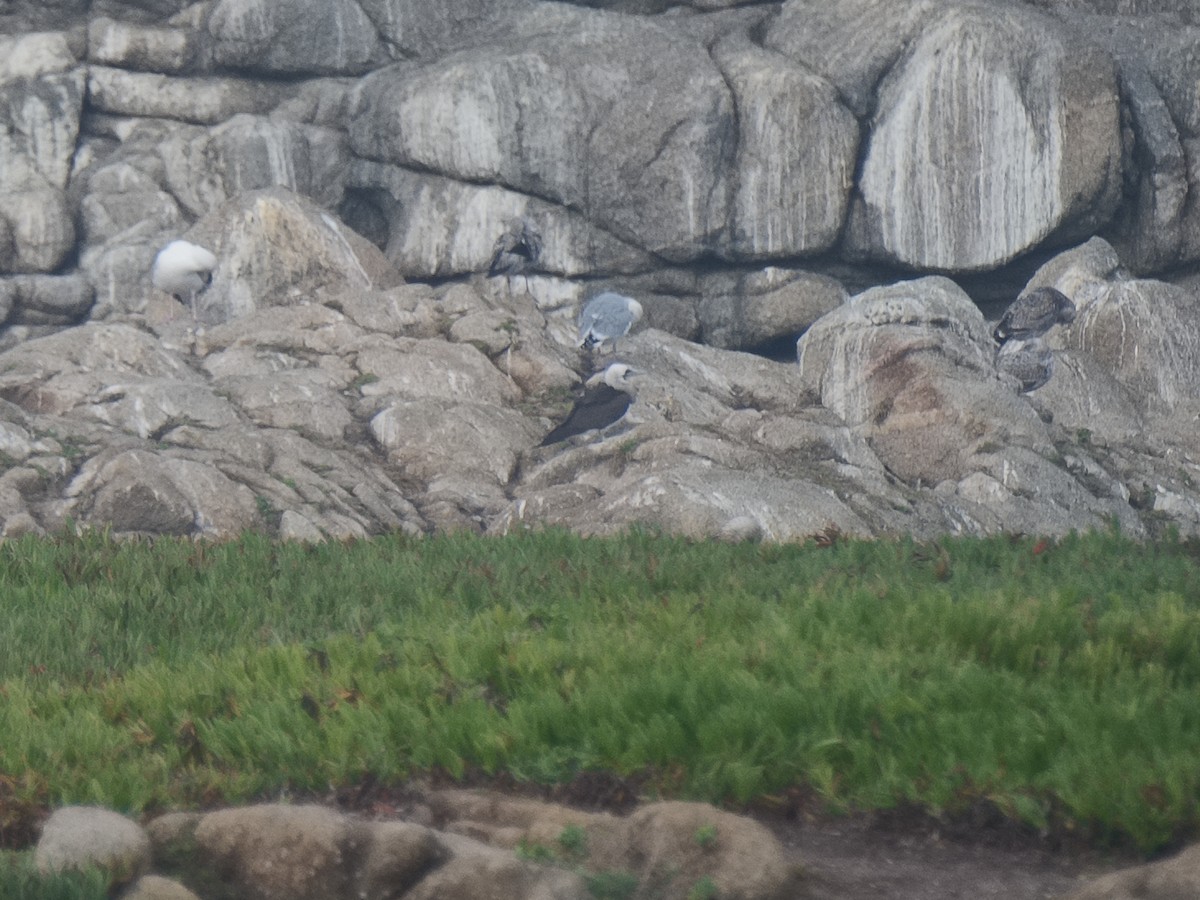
1,528,1198,852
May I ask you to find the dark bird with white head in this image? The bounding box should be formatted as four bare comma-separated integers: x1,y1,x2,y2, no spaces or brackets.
151,239,217,320
993,286,1075,344
489,216,542,293
578,291,643,354
539,363,638,446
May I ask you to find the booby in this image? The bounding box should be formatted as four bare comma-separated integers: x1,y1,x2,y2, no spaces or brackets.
993,286,1075,344
577,291,643,353
996,337,1054,393
539,363,638,446
489,216,542,293
151,240,217,320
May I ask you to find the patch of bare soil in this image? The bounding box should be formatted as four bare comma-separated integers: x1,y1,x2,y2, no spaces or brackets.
776,816,1120,900
322,772,1138,900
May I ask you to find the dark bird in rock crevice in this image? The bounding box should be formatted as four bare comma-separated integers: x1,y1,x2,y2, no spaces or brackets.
996,337,1054,393
539,363,638,446
993,286,1076,344
489,216,543,293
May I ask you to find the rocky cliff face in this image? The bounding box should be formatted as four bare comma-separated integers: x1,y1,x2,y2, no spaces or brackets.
0,0,1197,542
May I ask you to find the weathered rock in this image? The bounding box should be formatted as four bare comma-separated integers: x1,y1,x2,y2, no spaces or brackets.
713,34,858,260
1065,842,1200,899
0,187,77,274
35,807,152,889
796,276,1144,534
1101,61,1190,273
175,187,399,323
370,400,537,486
216,369,354,443
797,277,1032,478
430,789,622,847
63,448,256,536
208,0,386,75
350,8,733,260
122,875,203,900
160,116,350,219
1069,277,1200,416
346,162,656,278
0,323,193,414
354,336,523,409
359,821,448,899
355,0,531,59
188,805,361,900
407,831,590,900
0,36,85,192
79,160,184,246
843,4,1122,270
1,273,95,325
157,803,499,900
606,802,802,900
87,17,198,74
0,31,78,82
429,791,803,900
507,330,903,541
766,0,941,119
699,267,847,352
87,67,290,124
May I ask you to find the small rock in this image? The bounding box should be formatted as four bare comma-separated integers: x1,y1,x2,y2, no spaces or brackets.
35,806,151,888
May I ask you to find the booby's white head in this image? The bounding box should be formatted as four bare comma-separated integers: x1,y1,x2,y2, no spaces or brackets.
587,362,637,391
151,240,217,305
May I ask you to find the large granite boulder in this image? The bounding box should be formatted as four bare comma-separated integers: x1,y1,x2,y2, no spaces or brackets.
712,33,859,260
845,3,1120,270
0,33,85,275
350,7,734,262
207,0,387,76
796,276,1144,535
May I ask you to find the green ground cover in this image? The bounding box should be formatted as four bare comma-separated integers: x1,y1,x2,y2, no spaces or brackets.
0,851,107,899
1,527,1198,853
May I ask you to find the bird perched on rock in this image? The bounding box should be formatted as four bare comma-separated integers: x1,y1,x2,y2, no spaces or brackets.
539,363,638,446
578,291,644,354
151,239,217,320
992,286,1075,344
489,216,542,293
996,337,1054,393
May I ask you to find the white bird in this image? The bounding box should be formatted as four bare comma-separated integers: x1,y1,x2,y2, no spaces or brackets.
577,291,643,353
996,337,1054,393
993,286,1075,344
151,240,217,320
539,363,638,446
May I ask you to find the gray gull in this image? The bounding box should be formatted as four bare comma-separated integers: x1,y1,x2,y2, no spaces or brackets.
577,291,643,353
